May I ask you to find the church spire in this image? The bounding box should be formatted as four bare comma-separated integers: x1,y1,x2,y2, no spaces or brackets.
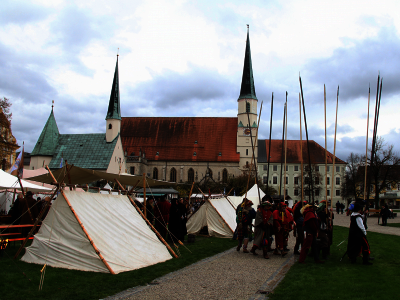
238,25,257,101
106,55,121,120
31,104,60,156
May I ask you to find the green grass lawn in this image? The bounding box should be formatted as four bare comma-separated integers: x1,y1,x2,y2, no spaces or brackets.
0,236,236,300
386,223,400,228
269,226,400,300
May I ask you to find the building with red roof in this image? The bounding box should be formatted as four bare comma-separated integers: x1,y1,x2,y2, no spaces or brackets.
258,139,346,203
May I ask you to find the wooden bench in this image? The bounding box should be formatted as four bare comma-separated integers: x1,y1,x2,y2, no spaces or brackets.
0,224,40,243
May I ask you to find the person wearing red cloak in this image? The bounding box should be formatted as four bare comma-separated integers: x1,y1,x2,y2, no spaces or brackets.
273,202,293,257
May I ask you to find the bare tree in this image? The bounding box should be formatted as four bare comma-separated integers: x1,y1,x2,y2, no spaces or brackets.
367,138,400,207
341,153,364,201
303,164,323,202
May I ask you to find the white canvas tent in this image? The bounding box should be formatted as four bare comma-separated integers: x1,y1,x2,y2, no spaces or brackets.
244,184,265,207
21,190,172,274
0,169,52,213
0,169,52,193
186,197,236,238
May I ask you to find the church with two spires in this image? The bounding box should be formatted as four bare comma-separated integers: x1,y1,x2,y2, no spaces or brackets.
29,29,259,183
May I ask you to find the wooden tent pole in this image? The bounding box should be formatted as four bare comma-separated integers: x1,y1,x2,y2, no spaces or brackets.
188,182,194,204
299,93,304,206
331,87,339,209
45,166,115,274
17,177,33,223
143,174,146,218
115,179,178,259
14,165,69,259
61,189,116,274
364,86,371,202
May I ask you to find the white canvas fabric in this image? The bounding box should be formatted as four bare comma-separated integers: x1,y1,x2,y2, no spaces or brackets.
226,196,244,208
186,198,236,238
21,191,172,273
0,169,52,193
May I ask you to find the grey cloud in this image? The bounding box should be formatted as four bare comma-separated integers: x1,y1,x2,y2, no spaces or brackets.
51,6,115,54
0,0,50,25
0,43,57,103
126,66,237,112
305,26,400,103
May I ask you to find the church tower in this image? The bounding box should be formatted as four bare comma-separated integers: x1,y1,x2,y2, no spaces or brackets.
237,25,258,170
106,56,121,142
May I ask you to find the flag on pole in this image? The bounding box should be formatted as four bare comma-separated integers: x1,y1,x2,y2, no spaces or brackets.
9,146,24,178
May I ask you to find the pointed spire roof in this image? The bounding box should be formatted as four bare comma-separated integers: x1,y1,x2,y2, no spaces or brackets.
31,106,60,156
238,25,257,101
106,56,121,120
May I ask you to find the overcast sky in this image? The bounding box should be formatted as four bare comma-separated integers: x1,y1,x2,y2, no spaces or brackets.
1,0,399,163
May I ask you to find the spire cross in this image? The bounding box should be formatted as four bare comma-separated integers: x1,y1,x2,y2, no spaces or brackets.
52,100,54,111
117,48,119,57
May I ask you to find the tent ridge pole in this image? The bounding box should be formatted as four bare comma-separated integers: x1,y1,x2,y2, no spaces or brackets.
61,189,115,274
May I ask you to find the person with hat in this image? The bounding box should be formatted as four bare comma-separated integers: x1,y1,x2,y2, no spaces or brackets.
298,203,324,264
292,201,307,255
250,201,273,259
236,198,256,253
347,202,373,265
316,200,331,260
272,202,293,257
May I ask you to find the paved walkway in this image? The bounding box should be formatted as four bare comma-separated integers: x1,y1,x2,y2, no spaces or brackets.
105,238,296,300
333,212,400,236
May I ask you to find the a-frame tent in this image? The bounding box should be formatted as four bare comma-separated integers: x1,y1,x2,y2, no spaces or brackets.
21,190,172,273
186,197,236,238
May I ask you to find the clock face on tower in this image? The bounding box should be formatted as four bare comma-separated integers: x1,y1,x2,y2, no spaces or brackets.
243,128,251,136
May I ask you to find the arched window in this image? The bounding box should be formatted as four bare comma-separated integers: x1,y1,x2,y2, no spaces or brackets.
207,168,213,179
108,123,112,129
153,167,158,180
188,168,194,183
170,168,177,182
246,102,250,113
222,169,228,183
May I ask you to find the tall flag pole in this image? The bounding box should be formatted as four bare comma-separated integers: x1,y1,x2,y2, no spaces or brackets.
331,86,339,207
284,92,288,201
363,86,371,203
299,74,314,204
299,93,304,206
266,93,274,194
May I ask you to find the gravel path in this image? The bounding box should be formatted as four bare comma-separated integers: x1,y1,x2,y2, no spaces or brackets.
333,212,400,236
105,238,296,300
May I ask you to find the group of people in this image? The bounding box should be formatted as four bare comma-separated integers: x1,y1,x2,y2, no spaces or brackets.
8,191,51,236
142,196,189,244
235,196,374,266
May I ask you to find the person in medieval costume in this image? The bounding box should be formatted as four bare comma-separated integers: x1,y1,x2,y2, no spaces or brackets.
272,202,293,257
146,198,155,225
298,204,324,264
154,196,171,239
292,200,307,255
316,200,331,260
236,199,256,253
250,201,273,259
347,202,373,265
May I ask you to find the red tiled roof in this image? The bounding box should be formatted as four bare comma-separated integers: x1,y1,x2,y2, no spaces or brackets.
121,117,240,162
261,140,346,164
